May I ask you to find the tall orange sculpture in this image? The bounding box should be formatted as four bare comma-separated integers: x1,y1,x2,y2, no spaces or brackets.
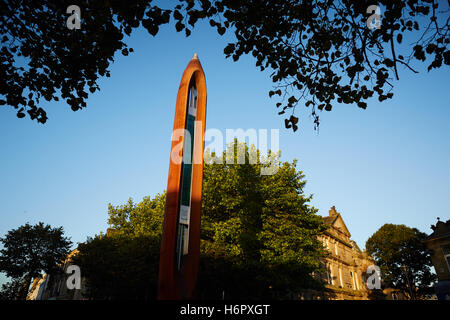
157,54,207,299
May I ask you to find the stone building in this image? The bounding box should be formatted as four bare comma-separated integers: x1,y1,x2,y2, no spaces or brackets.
424,218,450,300
27,249,87,300
316,206,375,300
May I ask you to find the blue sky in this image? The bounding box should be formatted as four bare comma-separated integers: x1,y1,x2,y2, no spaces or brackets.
1,18,449,285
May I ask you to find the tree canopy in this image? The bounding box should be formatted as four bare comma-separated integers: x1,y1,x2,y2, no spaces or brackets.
75,141,327,299
73,234,161,300
198,142,327,298
0,276,24,300
0,222,72,300
106,192,166,238
71,193,165,299
1,0,448,130
365,223,436,299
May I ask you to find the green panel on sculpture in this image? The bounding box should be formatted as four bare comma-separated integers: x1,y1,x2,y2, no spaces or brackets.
180,114,195,207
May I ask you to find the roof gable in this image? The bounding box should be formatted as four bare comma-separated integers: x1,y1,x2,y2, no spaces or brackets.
331,214,351,237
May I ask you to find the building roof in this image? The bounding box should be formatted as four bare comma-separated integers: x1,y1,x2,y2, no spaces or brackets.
322,206,351,238
426,218,450,241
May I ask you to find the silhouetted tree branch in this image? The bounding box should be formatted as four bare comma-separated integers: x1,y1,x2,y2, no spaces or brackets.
1,0,448,130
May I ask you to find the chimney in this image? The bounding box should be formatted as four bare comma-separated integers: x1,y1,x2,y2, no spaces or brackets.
329,206,338,216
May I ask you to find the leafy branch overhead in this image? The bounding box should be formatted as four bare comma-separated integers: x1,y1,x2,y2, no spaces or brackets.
1,1,448,131
175,0,449,131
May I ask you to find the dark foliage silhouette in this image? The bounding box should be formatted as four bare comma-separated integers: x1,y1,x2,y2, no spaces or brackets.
1,0,448,129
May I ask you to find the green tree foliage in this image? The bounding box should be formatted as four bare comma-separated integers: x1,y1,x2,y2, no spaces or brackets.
72,193,166,299
198,142,327,298
107,193,166,238
0,276,24,300
365,223,436,300
1,1,448,129
72,234,160,300
0,222,72,300
75,142,326,299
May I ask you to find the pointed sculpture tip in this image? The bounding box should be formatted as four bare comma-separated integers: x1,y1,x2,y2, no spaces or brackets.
192,53,199,60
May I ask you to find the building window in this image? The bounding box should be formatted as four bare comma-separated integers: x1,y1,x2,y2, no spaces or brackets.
329,264,334,285
350,271,354,289
326,265,332,285
442,245,450,272
445,254,450,272
355,272,360,290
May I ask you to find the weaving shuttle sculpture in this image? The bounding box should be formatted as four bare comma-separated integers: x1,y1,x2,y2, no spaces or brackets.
157,54,207,299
